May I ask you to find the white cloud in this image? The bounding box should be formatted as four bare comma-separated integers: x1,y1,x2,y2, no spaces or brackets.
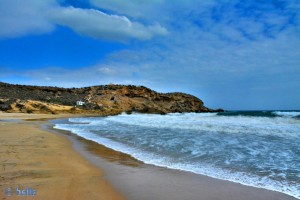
0,0,56,38
90,0,218,24
97,67,115,74
90,0,164,18
49,6,167,41
0,0,167,40
84,1,300,109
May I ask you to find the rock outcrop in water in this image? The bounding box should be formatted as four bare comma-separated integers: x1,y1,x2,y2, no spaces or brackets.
0,82,222,114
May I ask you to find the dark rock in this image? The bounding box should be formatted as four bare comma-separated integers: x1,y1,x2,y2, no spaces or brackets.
0,100,12,111
214,108,225,112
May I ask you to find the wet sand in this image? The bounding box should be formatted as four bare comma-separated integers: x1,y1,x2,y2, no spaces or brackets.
0,113,124,200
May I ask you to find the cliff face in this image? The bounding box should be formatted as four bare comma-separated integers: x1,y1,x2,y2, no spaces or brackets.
0,82,220,114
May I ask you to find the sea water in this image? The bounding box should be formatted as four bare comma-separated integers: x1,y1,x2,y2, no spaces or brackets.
54,111,300,199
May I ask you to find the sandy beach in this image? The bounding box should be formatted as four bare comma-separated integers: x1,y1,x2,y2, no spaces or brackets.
0,112,124,200
0,112,298,200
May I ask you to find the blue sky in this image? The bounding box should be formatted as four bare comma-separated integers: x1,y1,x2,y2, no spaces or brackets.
0,0,299,110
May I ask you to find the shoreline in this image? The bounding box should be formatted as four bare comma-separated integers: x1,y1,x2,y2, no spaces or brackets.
0,112,298,200
49,117,298,200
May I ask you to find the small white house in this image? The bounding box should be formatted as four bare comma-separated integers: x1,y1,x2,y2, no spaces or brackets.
76,100,85,106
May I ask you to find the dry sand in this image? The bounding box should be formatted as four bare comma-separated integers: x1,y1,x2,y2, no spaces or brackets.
0,113,124,200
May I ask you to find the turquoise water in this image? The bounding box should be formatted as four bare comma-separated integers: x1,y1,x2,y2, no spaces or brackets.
54,111,300,199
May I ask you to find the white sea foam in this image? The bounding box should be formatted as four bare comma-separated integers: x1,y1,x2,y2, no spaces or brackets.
54,112,300,199
273,111,300,118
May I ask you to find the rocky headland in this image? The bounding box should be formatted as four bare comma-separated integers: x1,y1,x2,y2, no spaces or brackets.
0,82,222,115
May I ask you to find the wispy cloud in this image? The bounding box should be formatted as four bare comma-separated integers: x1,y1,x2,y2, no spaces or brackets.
90,0,165,18
0,0,56,38
85,0,300,109
0,0,167,41
50,6,167,41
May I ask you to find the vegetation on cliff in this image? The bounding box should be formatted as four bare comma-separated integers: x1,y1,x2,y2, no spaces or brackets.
0,82,221,114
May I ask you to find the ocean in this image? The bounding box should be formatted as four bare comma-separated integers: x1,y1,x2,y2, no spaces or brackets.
54,111,300,199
